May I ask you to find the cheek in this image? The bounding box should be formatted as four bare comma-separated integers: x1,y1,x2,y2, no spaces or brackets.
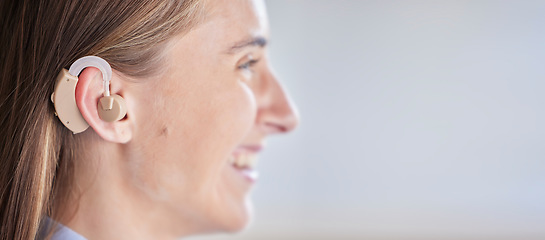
185,81,256,182
129,76,256,200
125,53,258,232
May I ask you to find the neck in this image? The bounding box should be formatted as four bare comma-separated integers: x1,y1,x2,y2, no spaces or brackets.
54,135,195,240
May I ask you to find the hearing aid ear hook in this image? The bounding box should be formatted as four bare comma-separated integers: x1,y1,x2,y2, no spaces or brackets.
51,56,127,134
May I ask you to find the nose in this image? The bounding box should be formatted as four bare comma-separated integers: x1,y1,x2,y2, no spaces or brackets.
256,68,300,135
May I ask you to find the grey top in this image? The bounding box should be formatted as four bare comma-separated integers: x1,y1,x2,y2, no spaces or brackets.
38,217,87,240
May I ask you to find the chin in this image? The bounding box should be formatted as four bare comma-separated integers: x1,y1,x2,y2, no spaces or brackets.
217,197,255,233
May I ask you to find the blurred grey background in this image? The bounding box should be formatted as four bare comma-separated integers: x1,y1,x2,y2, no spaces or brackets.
190,0,545,239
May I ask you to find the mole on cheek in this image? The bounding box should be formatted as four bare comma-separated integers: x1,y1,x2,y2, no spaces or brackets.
159,126,170,137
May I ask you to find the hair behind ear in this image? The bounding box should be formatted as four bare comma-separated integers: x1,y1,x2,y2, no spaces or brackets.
0,1,81,239
0,112,59,240
0,0,203,238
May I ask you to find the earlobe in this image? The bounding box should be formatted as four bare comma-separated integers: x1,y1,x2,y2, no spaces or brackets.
74,67,132,143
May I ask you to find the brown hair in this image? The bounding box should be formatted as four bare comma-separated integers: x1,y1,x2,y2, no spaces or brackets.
0,0,203,239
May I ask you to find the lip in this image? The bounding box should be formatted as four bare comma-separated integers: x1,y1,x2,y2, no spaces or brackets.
233,144,263,154
237,167,259,182
229,144,263,183
229,161,259,183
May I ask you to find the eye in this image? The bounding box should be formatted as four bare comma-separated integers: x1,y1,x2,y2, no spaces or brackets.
237,58,260,71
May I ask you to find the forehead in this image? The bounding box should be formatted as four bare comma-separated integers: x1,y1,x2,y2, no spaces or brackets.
160,0,270,71
203,0,269,38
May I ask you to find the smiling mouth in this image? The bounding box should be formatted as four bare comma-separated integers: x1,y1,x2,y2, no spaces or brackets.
228,150,260,182
229,152,258,169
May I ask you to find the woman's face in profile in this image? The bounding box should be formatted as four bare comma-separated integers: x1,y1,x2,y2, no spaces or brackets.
121,0,298,234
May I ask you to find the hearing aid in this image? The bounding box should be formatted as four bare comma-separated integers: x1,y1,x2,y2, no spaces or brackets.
51,56,127,134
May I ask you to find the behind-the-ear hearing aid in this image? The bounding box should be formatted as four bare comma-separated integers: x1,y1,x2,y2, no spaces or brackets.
51,56,127,134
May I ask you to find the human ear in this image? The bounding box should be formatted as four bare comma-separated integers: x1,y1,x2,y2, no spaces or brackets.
74,67,132,143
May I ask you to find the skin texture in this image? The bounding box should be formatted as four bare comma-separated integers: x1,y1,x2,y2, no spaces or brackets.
66,0,299,239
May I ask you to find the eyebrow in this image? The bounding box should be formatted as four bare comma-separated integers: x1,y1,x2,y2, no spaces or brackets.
226,36,268,54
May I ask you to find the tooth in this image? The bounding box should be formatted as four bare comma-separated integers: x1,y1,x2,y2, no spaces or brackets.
247,155,257,168
245,154,252,168
235,154,245,168
240,153,249,167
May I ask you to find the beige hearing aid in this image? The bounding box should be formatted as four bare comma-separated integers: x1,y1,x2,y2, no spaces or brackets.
51,56,127,134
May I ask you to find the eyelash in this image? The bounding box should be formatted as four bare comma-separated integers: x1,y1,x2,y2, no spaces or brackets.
238,59,260,71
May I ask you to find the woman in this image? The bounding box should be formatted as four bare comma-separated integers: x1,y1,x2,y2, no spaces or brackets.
0,0,299,239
